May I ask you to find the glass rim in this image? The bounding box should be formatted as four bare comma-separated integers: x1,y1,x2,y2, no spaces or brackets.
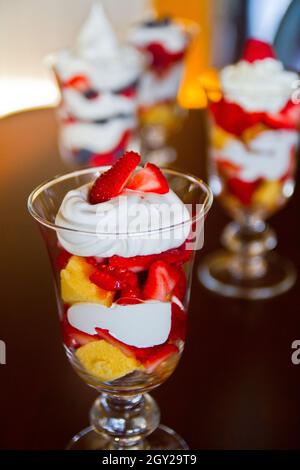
27,166,213,237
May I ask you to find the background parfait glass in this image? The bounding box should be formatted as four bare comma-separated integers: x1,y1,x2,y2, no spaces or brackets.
199,78,300,300
28,167,212,450
129,19,199,167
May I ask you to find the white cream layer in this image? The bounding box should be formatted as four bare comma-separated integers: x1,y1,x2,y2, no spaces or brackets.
55,185,191,258
212,129,298,181
220,58,298,113
60,117,135,153
138,62,183,107
67,301,171,348
128,20,188,54
62,89,137,121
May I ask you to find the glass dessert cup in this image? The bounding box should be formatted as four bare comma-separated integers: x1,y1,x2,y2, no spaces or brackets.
199,91,299,300
28,167,212,450
46,3,144,169
129,19,198,166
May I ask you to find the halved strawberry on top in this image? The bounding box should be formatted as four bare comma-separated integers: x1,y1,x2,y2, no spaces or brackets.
126,162,169,194
143,261,181,301
89,150,140,204
242,38,276,63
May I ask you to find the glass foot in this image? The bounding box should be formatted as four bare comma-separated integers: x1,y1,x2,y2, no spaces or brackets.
198,250,297,300
66,425,189,450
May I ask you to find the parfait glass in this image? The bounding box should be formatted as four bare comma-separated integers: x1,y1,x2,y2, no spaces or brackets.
133,20,199,166
28,167,212,450
199,84,300,299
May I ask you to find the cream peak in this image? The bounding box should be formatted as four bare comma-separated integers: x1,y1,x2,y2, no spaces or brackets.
76,2,119,60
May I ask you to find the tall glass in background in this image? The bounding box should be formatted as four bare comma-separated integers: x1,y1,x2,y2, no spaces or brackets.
128,18,199,166
28,167,212,450
199,81,300,300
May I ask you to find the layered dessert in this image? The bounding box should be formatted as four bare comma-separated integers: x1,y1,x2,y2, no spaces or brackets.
55,151,192,387
128,16,190,132
209,39,300,217
53,3,143,167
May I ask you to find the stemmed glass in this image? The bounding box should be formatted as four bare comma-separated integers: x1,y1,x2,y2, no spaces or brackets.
130,20,199,166
199,82,300,300
28,167,212,450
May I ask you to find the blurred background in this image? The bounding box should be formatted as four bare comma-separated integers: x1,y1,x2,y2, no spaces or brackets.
1,0,299,117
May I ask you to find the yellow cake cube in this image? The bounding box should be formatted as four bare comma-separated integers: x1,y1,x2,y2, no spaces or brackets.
61,256,113,306
76,340,142,382
253,181,282,210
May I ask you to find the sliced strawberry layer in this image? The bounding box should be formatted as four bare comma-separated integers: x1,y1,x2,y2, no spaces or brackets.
89,151,140,204
146,42,186,72
127,162,169,194
62,314,97,348
264,100,300,130
227,177,262,206
242,38,276,63
117,285,143,305
143,261,181,301
143,343,179,373
172,266,187,302
210,98,264,137
90,264,138,291
169,302,187,342
63,75,90,91
85,256,102,267
109,253,158,272
109,244,191,272
56,250,72,270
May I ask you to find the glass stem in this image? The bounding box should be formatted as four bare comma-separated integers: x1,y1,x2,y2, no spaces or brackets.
222,217,277,280
90,392,160,450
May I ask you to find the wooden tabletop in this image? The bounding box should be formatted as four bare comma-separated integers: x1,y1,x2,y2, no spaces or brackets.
0,108,300,450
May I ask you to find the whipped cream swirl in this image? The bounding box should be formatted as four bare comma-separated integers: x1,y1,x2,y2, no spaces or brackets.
221,58,298,113
55,184,191,257
54,3,143,91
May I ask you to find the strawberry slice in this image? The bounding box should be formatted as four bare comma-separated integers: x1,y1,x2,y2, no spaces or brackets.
85,256,102,267
143,343,179,373
146,42,185,72
126,162,169,194
227,177,261,206
62,314,97,348
143,261,181,301
172,267,187,302
56,250,72,270
64,75,90,91
242,38,276,63
89,151,141,204
264,100,300,130
210,98,264,137
109,253,158,273
169,302,187,342
117,285,143,305
90,264,138,291
109,244,191,273
160,245,192,265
